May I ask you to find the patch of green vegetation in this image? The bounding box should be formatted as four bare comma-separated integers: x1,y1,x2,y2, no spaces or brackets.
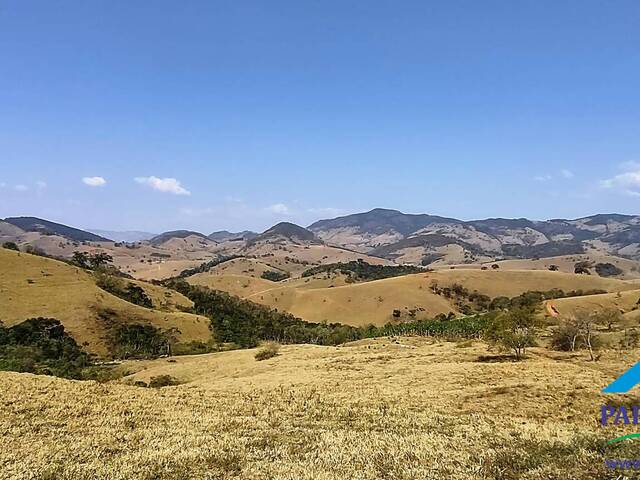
595,262,623,277
0,318,92,379
148,375,180,388
431,282,607,313
166,280,364,347
95,274,154,308
301,259,422,282
255,341,280,361
110,324,179,359
260,270,290,282
174,255,242,278
2,241,19,251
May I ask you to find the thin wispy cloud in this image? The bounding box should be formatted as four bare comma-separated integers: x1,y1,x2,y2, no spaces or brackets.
82,176,107,187
36,181,47,189
135,176,191,196
561,169,574,179
14,184,28,191
307,207,348,217
533,175,552,182
601,162,640,197
265,203,291,215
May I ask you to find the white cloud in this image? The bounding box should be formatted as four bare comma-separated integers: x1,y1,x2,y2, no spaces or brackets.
265,203,291,215
135,176,190,196
83,176,107,187
534,175,552,182
561,169,574,178
36,181,47,189
0,182,6,188
601,162,640,196
307,207,348,217
14,184,28,191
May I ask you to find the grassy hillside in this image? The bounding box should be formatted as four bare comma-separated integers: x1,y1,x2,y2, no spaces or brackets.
423,268,634,298
186,268,636,327
0,249,211,355
0,338,630,479
548,289,640,320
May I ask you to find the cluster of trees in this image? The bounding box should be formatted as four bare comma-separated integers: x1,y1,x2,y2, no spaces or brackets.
71,251,114,270
430,282,608,315
301,259,423,282
166,280,364,347
367,315,489,340
2,241,19,251
0,318,92,379
174,255,242,279
260,270,290,282
95,274,153,308
595,262,624,277
110,324,179,358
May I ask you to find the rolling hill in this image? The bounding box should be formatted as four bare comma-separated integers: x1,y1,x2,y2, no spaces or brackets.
0,248,211,355
3,216,111,242
185,267,637,326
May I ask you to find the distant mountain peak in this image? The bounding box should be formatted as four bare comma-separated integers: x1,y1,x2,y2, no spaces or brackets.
149,230,208,245
252,222,317,243
3,216,111,242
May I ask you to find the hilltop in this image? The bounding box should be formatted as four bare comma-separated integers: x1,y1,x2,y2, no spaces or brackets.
3,216,111,242
149,230,210,246
250,222,318,244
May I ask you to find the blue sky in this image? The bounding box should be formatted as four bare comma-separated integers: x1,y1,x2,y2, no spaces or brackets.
1,1,639,233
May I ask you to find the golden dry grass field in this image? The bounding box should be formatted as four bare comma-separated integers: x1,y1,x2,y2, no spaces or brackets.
2,338,639,479
187,268,638,327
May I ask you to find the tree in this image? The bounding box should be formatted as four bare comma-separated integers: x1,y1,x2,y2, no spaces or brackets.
71,251,90,268
486,307,538,360
548,265,559,271
597,308,622,331
491,264,500,270
88,252,113,270
574,261,592,275
2,242,19,251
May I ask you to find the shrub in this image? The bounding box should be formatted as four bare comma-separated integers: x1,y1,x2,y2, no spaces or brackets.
595,262,623,277
148,375,179,388
261,270,290,282
2,241,19,251
255,342,280,361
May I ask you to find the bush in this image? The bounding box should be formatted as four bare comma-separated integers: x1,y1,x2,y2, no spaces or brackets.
255,342,280,361
2,241,19,251
485,307,538,360
261,270,290,282
148,375,179,388
595,262,623,277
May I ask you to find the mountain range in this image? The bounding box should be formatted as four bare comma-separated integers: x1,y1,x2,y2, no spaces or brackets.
2,210,639,267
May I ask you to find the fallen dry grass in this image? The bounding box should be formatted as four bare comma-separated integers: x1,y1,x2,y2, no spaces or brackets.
2,338,638,479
